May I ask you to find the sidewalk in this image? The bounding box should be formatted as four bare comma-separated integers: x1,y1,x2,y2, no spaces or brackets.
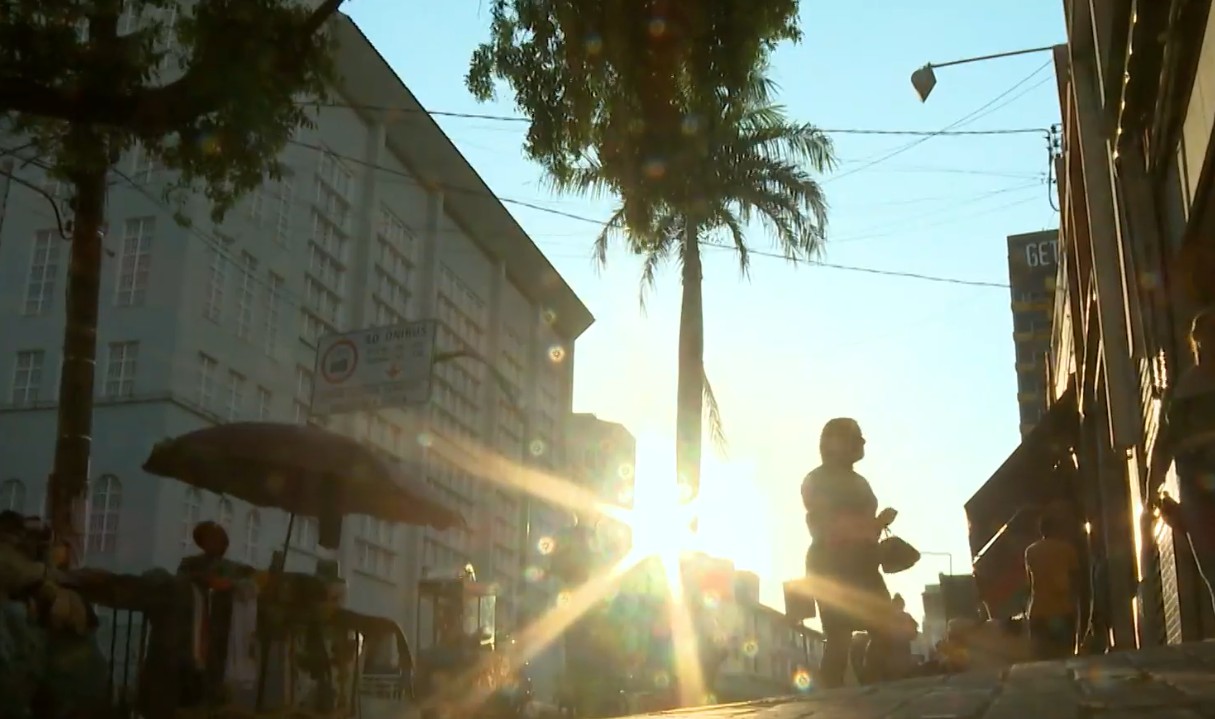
654,641,1215,719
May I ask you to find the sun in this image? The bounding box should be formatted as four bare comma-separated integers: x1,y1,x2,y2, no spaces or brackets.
619,432,771,575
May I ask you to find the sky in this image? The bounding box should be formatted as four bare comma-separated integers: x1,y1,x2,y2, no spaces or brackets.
345,0,1068,623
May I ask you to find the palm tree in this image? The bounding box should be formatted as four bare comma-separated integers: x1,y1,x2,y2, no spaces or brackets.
556,92,835,505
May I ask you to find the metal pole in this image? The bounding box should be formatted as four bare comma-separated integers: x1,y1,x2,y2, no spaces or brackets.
920,551,955,577
929,45,1059,70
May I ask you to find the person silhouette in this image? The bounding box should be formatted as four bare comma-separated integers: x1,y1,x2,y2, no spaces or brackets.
802,418,895,688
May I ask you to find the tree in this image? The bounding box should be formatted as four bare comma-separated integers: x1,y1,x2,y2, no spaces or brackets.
469,3,830,500
468,0,801,237
578,90,833,508
0,0,344,555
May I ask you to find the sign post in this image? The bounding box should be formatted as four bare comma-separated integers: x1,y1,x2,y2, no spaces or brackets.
311,320,438,416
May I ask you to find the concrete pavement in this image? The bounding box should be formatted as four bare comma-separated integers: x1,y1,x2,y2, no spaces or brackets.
652,641,1215,719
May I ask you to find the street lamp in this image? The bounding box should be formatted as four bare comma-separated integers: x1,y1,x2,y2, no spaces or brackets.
918,550,956,578
911,45,1058,102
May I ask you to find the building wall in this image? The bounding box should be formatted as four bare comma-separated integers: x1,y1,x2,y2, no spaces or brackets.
1054,0,1215,647
0,21,589,659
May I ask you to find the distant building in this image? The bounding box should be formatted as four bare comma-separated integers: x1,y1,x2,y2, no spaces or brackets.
921,583,947,648
565,413,637,508
1007,230,1059,436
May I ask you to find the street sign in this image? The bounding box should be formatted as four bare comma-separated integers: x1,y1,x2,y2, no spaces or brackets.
311,320,438,416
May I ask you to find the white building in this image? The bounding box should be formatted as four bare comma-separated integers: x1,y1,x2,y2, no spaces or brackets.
0,11,592,648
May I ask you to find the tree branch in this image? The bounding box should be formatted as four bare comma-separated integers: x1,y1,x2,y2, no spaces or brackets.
0,0,345,133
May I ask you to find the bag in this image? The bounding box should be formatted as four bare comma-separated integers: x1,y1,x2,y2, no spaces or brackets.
783,578,816,621
879,533,921,574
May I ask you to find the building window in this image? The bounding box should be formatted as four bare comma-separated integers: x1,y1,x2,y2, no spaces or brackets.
225,371,246,421
115,217,154,307
196,353,218,410
0,479,26,513
24,229,60,316
256,386,273,420
203,236,232,323
181,487,203,547
293,366,313,424
249,184,266,224
264,272,284,357
273,173,294,246
87,474,121,554
293,517,318,551
374,207,414,324
235,253,257,340
355,515,396,579
103,341,139,399
11,350,44,407
217,498,235,535
243,510,261,564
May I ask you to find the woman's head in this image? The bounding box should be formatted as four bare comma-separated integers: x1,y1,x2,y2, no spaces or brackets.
1190,307,1215,365
820,418,865,464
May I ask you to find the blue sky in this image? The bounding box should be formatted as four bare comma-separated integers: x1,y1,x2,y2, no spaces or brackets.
345,0,1067,621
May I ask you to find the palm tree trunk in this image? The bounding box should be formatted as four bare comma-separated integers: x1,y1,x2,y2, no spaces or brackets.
48,127,109,563
675,220,705,505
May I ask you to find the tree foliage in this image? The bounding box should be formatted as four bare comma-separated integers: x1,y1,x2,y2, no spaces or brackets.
1,0,339,219
467,0,802,233
0,0,345,549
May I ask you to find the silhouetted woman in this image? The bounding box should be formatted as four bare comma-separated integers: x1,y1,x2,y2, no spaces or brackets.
802,418,896,688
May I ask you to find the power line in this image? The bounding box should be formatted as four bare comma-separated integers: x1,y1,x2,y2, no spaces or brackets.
285,141,1011,288
700,243,1009,288
301,101,1046,137
826,60,1054,184
3,142,1014,293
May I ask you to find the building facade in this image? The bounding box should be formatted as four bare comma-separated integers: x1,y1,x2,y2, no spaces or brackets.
1044,0,1215,648
0,11,592,650
1008,230,1060,436
968,0,1215,646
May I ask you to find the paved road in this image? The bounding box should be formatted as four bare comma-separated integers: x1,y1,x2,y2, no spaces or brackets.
653,641,1215,719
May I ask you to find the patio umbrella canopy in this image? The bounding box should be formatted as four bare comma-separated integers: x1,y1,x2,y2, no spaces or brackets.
143,422,465,532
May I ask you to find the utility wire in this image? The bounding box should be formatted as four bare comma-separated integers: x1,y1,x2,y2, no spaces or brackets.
8,143,1013,292
300,100,1047,137
287,140,1012,288
296,138,1040,248
826,60,1055,184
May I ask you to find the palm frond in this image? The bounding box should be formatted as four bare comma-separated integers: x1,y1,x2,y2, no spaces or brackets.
703,371,728,458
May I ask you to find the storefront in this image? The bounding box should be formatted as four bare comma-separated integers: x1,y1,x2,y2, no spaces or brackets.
964,386,1079,618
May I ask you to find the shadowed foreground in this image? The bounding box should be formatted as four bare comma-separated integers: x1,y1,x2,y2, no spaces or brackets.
638,641,1215,719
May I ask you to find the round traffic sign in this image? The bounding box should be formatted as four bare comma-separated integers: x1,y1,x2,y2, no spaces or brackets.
321,338,358,384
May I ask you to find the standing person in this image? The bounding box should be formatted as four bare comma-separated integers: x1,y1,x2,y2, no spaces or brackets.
802,418,896,688
1154,307,1215,612
884,594,919,679
1024,513,1080,660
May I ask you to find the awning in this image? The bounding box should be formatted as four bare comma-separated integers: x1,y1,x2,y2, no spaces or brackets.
972,509,1040,619
964,385,1079,558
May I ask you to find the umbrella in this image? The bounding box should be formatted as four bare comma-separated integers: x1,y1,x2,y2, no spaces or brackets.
143,422,466,533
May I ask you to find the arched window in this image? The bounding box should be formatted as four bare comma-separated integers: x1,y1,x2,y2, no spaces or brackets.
243,510,261,564
217,498,235,534
0,479,26,513
181,487,203,547
86,475,122,554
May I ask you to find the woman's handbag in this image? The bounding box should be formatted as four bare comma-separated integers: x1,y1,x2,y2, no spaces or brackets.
879,532,921,574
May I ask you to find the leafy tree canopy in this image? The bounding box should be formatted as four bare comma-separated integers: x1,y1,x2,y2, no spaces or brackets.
0,0,340,219
467,0,802,232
